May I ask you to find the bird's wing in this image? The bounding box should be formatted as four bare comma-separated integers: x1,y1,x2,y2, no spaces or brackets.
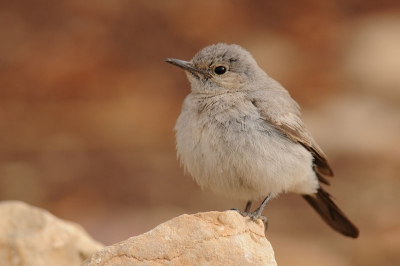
268,111,333,182
250,89,334,184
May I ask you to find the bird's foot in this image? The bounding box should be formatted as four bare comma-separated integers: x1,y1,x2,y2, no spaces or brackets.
230,194,272,232
230,208,269,231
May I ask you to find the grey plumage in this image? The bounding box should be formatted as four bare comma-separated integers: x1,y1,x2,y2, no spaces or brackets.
166,43,359,238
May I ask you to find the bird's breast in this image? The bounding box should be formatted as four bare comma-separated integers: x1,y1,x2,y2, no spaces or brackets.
174,93,317,200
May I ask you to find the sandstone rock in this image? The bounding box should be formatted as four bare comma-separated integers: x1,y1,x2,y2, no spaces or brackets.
83,211,277,266
0,201,103,266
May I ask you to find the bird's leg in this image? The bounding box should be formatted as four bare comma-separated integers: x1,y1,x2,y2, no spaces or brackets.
248,194,271,220
249,194,271,231
231,194,271,232
245,201,252,212
231,201,252,216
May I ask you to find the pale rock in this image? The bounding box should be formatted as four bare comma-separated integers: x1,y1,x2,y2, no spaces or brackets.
0,201,103,266
83,211,277,266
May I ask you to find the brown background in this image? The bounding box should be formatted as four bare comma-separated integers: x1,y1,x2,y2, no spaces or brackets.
1,1,400,265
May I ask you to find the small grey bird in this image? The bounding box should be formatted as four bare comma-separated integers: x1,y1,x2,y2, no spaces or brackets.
166,43,359,238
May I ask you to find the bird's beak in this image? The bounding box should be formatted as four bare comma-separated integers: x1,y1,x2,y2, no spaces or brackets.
166,58,211,78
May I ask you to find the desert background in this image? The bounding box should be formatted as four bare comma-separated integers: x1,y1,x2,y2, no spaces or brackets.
1,1,400,265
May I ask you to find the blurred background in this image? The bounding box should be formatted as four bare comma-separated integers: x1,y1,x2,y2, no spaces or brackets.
1,1,399,265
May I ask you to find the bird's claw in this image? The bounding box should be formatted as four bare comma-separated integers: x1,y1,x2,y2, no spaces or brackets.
231,208,269,232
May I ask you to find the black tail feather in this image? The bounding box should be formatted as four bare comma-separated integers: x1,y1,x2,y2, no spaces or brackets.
303,188,359,238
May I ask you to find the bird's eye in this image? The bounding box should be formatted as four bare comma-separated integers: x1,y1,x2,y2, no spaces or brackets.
214,66,227,75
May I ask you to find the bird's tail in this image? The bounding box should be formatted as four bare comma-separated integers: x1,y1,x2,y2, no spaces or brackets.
302,188,359,238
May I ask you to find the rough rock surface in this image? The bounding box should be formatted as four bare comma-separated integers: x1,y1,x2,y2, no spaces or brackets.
0,201,103,266
83,211,277,266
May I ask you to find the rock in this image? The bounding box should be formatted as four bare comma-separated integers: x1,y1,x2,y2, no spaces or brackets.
83,211,277,266
0,201,103,266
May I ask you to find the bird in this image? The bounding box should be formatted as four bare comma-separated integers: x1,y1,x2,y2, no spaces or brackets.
166,43,359,238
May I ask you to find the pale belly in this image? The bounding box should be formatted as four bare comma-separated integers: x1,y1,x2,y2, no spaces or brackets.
175,96,319,201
